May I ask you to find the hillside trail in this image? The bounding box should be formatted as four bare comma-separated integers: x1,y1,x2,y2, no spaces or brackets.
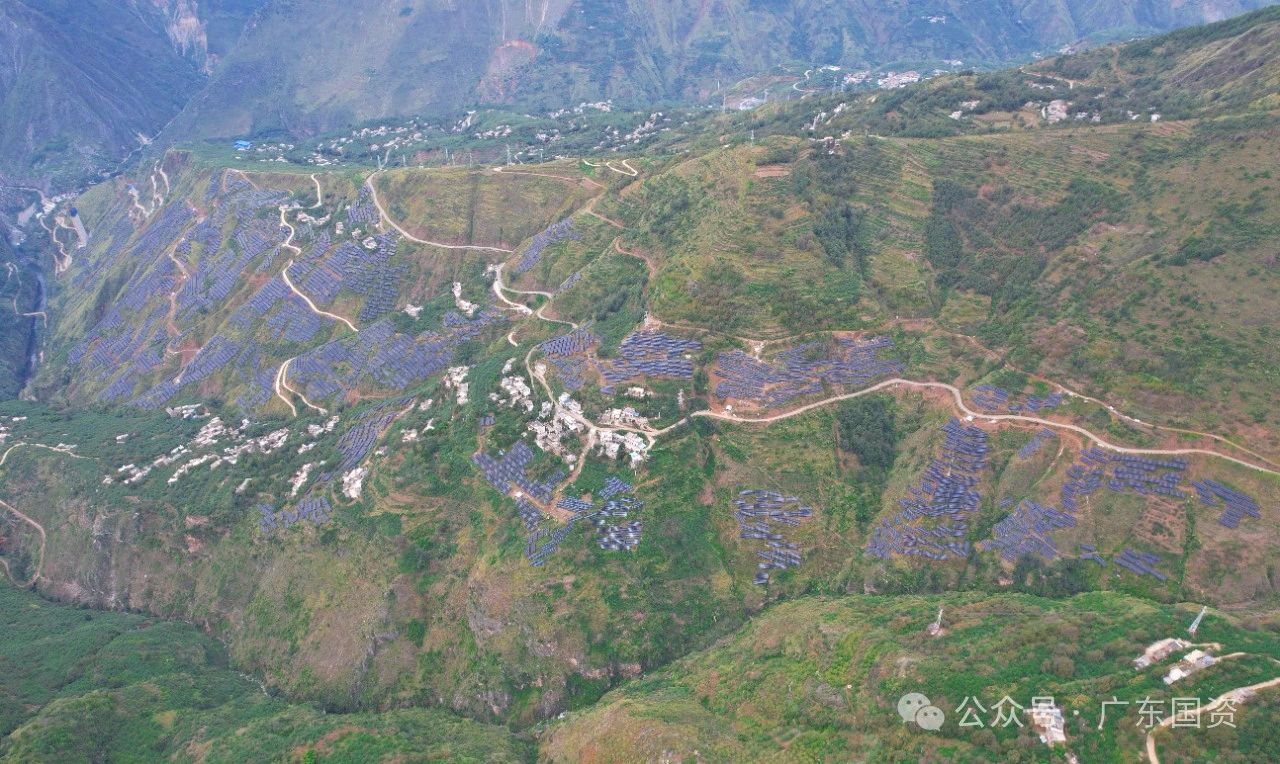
612,238,656,281
226,168,260,191
0,497,46,587
272,361,299,416
642,379,1280,478
3,264,47,327
0,442,88,468
793,68,818,94
606,159,638,177
163,243,191,343
1023,67,1079,90
0,443,86,586
159,211,204,354
281,259,357,332
491,262,577,329
365,171,514,253
584,194,625,229
883,316,1280,469
278,206,303,256
1146,672,1280,764
639,306,1280,470
492,165,607,191
309,174,324,208
276,357,327,415
502,161,1280,479
38,214,73,274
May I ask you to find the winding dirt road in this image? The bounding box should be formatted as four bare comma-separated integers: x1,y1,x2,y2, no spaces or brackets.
491,162,1280,480
273,361,299,416
0,443,85,586
310,174,324,208
281,259,357,332
0,497,46,587
492,165,607,191
1146,673,1280,764
279,206,303,256
606,159,638,177
668,379,1280,478
276,357,327,415
0,442,86,468
365,172,514,253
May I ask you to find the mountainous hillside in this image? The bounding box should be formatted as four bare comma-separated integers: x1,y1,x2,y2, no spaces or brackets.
3,0,1274,194
0,585,532,763
2,7,1280,760
0,1,205,191
545,592,1280,762
173,0,1278,141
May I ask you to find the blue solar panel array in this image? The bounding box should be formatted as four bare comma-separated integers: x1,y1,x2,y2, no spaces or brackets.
866,419,989,561
337,399,407,472
599,476,633,499
346,186,379,224
981,499,1077,562
1018,428,1058,460
973,385,1064,414
1192,479,1261,528
287,309,504,405
472,441,563,505
540,327,599,391
234,350,276,411
527,514,588,566
714,336,902,407
518,472,643,566
557,496,594,512
734,489,811,585
1107,454,1188,499
1113,547,1169,581
1078,543,1107,566
557,271,582,293
598,331,701,391
513,219,581,275
584,489,644,551
540,327,598,357
1060,463,1102,513
258,494,334,533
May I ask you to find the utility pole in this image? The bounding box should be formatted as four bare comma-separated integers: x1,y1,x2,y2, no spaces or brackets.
1188,605,1208,636
927,606,944,636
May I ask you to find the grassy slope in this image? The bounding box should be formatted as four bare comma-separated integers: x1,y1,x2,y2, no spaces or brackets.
543,591,1280,763
3,6,1280,741
0,585,532,763
606,10,1280,442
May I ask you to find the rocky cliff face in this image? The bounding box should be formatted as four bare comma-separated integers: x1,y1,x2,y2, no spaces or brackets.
0,0,262,193
149,0,212,70
0,1,204,191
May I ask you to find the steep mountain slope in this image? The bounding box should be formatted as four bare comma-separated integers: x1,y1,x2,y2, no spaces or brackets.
0,1,208,191
0,585,533,763
169,0,1278,140
544,592,1280,762
0,236,37,400
2,0,1273,192
2,6,1279,750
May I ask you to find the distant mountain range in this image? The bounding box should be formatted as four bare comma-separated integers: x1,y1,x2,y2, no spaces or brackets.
1,0,1275,192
